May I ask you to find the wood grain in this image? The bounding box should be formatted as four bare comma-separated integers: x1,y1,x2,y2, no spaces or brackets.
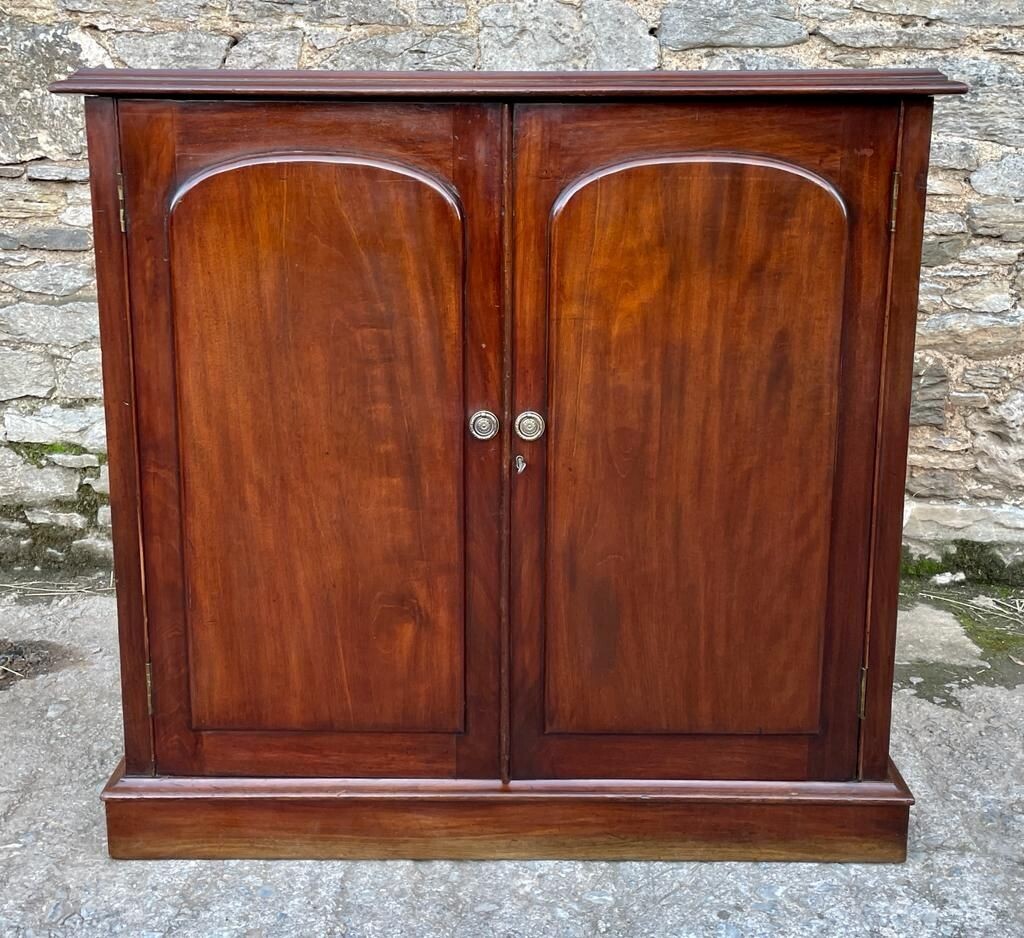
51,68,968,99
67,76,945,861
510,101,900,780
860,100,935,779
544,155,847,736
452,103,507,776
83,97,153,775
118,100,503,777
171,156,465,733
103,760,912,861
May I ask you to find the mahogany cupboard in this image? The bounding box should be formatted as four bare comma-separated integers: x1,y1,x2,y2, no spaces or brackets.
52,68,966,861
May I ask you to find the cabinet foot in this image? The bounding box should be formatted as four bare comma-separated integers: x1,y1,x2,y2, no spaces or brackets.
102,759,913,862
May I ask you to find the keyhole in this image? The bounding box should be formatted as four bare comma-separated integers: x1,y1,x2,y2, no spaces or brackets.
515,455,527,474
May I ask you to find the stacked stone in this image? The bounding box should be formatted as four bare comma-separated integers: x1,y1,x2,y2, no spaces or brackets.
1,0,1022,566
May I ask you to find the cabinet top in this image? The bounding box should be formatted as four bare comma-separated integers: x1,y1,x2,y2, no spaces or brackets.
51,68,967,99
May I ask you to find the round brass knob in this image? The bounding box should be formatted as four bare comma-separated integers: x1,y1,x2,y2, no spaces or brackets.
469,410,500,440
514,411,545,441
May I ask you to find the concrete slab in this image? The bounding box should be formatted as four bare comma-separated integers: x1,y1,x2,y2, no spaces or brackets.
896,602,987,667
0,584,1022,937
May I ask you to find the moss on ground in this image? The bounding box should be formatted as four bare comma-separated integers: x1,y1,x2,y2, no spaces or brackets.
954,611,1024,657
896,575,1024,705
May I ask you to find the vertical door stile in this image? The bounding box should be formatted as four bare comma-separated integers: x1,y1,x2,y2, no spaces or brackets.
500,102,514,785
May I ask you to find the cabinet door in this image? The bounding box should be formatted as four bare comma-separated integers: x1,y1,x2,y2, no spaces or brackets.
120,102,503,777
511,102,900,780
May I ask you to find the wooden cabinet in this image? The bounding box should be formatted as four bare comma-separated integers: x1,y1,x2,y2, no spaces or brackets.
53,67,966,861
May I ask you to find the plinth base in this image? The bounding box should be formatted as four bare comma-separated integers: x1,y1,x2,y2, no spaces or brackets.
103,760,912,861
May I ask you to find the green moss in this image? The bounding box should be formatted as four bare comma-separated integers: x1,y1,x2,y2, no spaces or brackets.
54,486,100,523
902,540,1024,587
946,540,1013,584
0,483,109,569
989,584,1018,600
955,611,1024,655
0,504,27,523
969,624,1024,655
901,547,944,579
8,441,91,468
21,521,79,554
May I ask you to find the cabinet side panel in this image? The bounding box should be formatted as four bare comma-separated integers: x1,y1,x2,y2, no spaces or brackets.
84,97,153,775
860,100,934,779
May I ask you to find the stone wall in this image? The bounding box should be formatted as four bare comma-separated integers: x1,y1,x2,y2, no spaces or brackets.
1,0,1023,568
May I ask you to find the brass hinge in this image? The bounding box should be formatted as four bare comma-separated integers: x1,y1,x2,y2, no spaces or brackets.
889,170,901,233
116,172,126,233
145,661,153,715
858,666,869,720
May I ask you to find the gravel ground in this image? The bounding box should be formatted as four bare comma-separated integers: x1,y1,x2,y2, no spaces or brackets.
0,578,1021,937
